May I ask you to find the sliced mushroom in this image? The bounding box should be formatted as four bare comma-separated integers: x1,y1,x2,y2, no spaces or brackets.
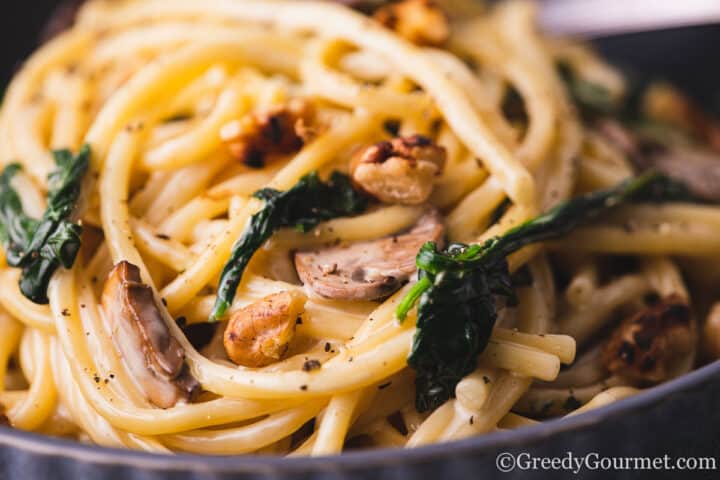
224,290,307,367
641,149,720,203
596,119,720,202
101,261,199,408
294,208,445,301
601,295,695,385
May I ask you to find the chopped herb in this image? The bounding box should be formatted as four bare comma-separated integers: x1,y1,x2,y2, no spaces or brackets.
210,171,367,321
397,171,683,412
0,145,90,304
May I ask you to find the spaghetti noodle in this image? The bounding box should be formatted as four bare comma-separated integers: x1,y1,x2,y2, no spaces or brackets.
0,0,718,456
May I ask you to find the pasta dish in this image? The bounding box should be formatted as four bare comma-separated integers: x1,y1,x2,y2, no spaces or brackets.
1,0,719,456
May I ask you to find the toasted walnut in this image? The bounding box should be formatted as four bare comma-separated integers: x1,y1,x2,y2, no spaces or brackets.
224,290,307,367
221,99,315,168
350,135,446,205
703,302,720,361
602,295,695,384
374,0,449,47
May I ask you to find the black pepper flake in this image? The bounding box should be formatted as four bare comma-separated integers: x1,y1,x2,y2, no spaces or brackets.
93,374,100,384
563,394,581,411
109,374,115,379
302,359,322,372
300,385,308,391
161,298,168,306
482,376,491,384
296,316,303,325
324,342,332,352
156,233,171,240
469,416,474,425
61,308,70,317
80,304,86,309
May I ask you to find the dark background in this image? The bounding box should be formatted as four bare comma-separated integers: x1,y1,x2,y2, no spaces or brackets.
2,0,720,111
0,1,64,87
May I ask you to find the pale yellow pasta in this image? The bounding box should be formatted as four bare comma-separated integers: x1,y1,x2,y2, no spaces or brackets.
565,387,640,417
0,0,712,458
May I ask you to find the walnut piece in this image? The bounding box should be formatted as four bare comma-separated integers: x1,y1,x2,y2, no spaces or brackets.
221,99,315,168
224,290,307,367
350,134,446,205
374,0,450,47
602,295,695,384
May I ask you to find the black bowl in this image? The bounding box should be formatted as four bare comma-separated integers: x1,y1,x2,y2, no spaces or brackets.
1,4,720,479
1,362,718,479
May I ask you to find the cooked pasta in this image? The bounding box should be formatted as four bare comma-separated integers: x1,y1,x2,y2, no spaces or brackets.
0,0,718,456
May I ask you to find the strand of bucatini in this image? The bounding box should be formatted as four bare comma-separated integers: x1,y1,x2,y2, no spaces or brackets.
0,0,712,455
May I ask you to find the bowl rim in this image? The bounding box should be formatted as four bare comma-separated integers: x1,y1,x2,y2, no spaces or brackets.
1,359,718,474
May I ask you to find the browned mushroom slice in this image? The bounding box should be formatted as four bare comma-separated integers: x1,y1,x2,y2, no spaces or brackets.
101,261,200,408
644,149,720,203
601,294,695,385
595,119,720,202
294,209,445,301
